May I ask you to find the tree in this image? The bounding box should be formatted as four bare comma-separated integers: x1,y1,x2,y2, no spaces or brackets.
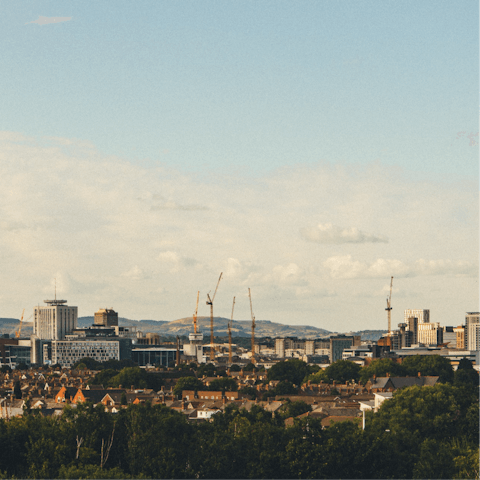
267,359,309,386
106,367,163,391
401,355,454,383
13,381,22,399
278,400,312,419
305,369,328,384
59,464,137,479
173,376,203,397
73,357,103,370
196,363,216,377
359,358,406,384
325,360,361,384
120,392,127,406
243,362,255,372
454,358,479,387
208,377,237,392
367,383,469,440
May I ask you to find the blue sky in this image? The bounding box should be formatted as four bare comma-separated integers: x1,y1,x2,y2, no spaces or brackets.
0,1,477,330
1,1,477,176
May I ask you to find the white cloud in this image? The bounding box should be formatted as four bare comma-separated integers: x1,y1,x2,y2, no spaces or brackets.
323,255,478,279
26,16,72,26
121,265,143,281
0,131,476,330
158,251,199,273
300,223,388,244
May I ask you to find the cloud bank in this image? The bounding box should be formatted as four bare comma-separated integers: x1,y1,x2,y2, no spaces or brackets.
300,223,388,244
0,132,477,329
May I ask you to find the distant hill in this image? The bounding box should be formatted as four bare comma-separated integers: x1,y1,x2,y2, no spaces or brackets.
347,330,388,342
81,316,332,338
0,316,387,340
0,318,33,337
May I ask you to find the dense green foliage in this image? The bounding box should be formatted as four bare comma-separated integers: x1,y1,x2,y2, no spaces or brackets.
90,367,163,391
358,358,407,384
305,355,460,386
73,357,135,371
0,382,476,479
401,355,454,383
267,359,313,385
172,376,203,396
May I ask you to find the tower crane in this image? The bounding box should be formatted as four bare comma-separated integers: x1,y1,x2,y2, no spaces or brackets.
248,288,256,365
228,297,235,364
206,273,223,362
193,291,199,334
15,309,25,339
385,276,393,334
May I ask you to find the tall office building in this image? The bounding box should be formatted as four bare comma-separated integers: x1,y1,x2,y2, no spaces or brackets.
467,323,480,351
464,312,480,350
405,316,418,344
33,299,78,340
94,308,118,327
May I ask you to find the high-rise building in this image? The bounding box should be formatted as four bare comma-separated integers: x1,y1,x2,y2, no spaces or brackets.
417,322,443,346
464,313,479,350
94,308,118,327
404,309,430,324
467,323,480,351
405,316,418,344
454,325,465,349
329,335,360,363
33,299,77,340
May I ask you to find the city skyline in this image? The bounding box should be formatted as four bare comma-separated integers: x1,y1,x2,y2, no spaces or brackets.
0,1,478,331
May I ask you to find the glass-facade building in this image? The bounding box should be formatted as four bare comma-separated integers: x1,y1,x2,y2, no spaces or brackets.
132,348,178,367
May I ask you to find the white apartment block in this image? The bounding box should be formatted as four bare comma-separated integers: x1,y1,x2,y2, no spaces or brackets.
467,323,480,351
34,299,77,340
465,313,480,350
404,309,430,324
417,322,442,346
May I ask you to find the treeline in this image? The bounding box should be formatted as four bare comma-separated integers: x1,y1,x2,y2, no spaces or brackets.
0,382,477,479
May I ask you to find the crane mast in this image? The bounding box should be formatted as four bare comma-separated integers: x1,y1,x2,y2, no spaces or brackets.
15,309,25,339
206,273,223,362
193,291,199,334
386,276,393,334
248,288,256,365
229,297,235,364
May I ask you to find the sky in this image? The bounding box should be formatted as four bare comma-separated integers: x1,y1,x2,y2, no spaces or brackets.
0,1,478,332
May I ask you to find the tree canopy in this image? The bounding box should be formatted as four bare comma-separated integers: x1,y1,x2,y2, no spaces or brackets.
267,359,310,386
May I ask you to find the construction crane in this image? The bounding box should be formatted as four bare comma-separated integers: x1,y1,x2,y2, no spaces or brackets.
248,288,256,365
15,309,25,339
176,335,180,366
193,291,199,334
228,297,235,364
206,272,223,362
385,276,393,334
